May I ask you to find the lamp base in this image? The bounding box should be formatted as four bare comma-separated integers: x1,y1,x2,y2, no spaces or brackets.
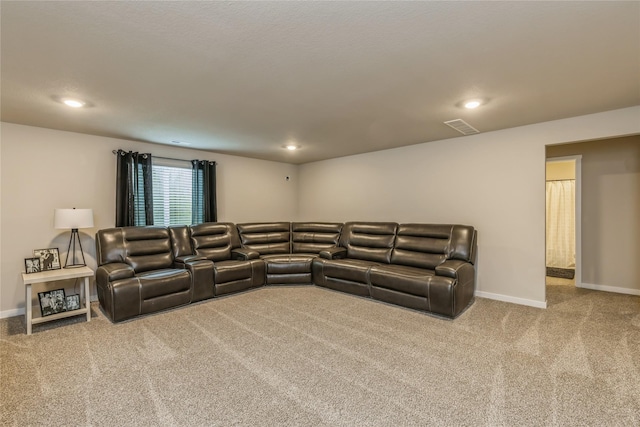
64,263,87,269
64,229,88,269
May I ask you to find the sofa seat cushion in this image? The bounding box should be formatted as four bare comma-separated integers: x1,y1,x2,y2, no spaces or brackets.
317,258,379,283
261,254,315,285
262,254,315,274
370,264,438,297
212,259,265,295
137,269,191,300
370,264,462,318
214,260,257,283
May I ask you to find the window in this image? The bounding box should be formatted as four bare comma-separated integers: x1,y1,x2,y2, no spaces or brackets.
115,150,216,227
151,159,193,226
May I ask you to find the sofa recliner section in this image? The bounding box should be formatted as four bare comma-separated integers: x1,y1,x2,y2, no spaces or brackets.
312,222,397,296
368,224,477,318
95,227,193,322
96,220,477,322
238,222,343,286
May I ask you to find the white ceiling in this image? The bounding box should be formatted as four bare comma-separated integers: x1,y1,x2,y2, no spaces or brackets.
1,1,639,164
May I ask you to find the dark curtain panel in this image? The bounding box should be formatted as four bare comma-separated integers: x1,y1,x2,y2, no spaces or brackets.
192,160,217,224
115,150,154,227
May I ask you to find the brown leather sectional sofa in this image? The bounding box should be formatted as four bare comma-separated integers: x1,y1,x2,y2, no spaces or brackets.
95,221,477,322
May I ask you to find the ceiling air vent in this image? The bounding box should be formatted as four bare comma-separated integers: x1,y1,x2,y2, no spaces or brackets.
444,119,480,135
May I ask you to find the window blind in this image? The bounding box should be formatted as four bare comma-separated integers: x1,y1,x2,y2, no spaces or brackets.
151,162,193,226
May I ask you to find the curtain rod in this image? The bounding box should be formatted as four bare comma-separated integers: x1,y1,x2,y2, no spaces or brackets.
111,150,215,164
546,178,575,182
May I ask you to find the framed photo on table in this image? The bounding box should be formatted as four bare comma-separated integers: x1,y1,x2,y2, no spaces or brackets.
66,294,81,311
38,289,67,316
33,248,61,271
24,257,41,274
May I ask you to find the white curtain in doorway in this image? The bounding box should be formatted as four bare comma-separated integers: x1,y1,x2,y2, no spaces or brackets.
546,180,576,268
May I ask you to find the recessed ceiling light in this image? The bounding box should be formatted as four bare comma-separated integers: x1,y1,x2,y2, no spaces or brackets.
62,98,86,108
464,100,482,109
285,144,298,151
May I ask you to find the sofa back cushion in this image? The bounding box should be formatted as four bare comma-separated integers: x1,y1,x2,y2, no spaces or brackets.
168,226,193,258
190,222,238,261
340,222,398,263
122,227,174,273
237,222,291,255
96,228,126,265
449,224,477,264
391,224,476,270
291,222,343,254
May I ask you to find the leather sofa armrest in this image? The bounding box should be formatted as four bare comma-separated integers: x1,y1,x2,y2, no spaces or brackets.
232,248,260,260
174,255,207,268
319,247,347,259
183,259,215,302
435,259,476,318
96,263,135,285
435,260,474,280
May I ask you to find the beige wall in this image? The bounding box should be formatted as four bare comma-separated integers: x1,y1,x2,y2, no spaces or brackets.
298,106,640,307
546,160,575,181
547,135,640,292
1,106,639,316
0,123,298,316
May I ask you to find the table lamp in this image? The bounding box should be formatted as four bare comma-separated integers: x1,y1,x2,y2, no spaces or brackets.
54,208,94,268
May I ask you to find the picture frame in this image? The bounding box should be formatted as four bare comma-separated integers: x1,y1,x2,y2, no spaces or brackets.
65,294,81,311
33,248,61,271
24,257,41,274
38,289,67,316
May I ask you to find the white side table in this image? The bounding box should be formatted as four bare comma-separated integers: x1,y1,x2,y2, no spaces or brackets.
22,266,93,335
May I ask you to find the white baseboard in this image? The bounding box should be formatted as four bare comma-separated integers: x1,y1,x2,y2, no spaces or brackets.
0,307,25,319
13,288,632,318
1,295,99,320
475,290,547,309
577,282,640,296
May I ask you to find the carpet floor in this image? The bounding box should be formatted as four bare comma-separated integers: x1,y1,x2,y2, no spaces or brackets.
1,280,639,426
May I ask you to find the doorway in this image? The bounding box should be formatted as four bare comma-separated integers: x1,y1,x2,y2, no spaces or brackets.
545,156,582,288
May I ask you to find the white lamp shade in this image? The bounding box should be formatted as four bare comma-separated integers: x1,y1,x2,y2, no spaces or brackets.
54,208,94,229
